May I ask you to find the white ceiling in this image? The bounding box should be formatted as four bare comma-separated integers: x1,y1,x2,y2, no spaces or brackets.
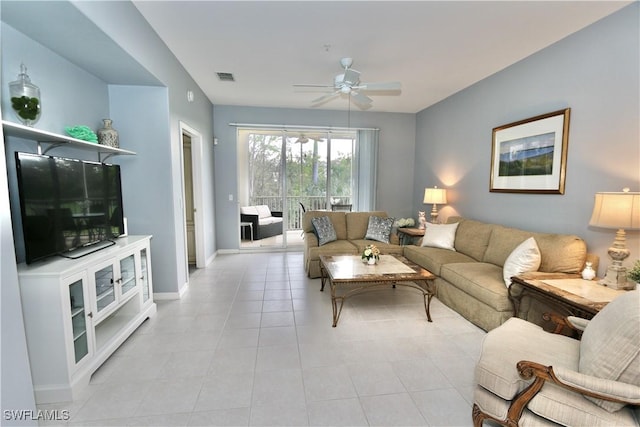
133,1,631,114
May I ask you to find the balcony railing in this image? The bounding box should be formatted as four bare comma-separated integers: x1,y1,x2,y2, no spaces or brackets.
250,196,352,230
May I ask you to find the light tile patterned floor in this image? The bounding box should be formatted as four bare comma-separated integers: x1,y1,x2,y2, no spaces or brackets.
40,251,486,426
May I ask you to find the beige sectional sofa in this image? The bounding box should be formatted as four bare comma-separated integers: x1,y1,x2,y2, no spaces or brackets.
302,211,403,278
403,216,597,331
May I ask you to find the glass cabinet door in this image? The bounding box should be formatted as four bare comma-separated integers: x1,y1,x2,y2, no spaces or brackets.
140,248,150,303
69,279,88,364
119,254,136,296
94,265,115,312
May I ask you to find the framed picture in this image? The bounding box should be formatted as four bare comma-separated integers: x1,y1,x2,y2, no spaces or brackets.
490,108,570,194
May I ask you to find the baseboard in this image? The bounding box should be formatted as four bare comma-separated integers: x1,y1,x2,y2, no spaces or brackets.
218,249,240,254
204,252,217,266
152,291,182,300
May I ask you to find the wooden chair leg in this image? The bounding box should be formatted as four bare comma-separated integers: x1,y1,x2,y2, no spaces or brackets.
472,403,511,427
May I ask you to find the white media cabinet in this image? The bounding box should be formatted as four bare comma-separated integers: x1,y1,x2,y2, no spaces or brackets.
17,235,156,404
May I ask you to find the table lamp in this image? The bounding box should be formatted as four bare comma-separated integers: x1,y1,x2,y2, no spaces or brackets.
589,189,640,289
423,186,448,224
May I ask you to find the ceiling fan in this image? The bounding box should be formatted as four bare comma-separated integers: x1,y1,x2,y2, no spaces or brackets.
294,58,401,108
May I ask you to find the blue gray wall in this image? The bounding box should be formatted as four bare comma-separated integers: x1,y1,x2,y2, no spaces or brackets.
2,1,217,295
1,1,215,415
73,1,217,292
413,3,640,274
212,105,416,249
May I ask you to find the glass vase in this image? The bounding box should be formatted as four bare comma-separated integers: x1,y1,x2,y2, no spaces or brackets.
9,64,41,127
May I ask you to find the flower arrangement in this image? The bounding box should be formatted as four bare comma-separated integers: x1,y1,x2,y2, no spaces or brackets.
394,218,415,228
628,260,640,283
362,244,380,264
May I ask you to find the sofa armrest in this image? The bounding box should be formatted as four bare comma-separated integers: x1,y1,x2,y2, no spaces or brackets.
305,231,319,247
240,213,259,231
272,211,283,218
551,365,640,404
541,312,586,336
501,361,640,425
566,316,590,332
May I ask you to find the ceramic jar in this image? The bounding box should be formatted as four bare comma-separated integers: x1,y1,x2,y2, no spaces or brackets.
97,119,119,148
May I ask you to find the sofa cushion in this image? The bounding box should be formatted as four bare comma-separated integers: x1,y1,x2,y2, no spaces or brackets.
483,226,534,268
475,317,580,400
255,205,272,219
502,237,541,287
421,222,459,251
535,233,587,273
448,217,495,261
403,246,475,276
440,262,513,311
303,211,348,240
579,290,640,412
346,211,389,240
527,380,640,426
240,206,259,216
311,216,337,246
483,226,586,273
258,217,283,226
351,239,404,256
307,240,359,261
365,216,394,244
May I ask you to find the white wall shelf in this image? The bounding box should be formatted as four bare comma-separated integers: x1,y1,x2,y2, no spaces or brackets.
2,120,135,161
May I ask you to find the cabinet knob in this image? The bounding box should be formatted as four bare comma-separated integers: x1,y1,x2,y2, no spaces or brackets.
88,312,93,318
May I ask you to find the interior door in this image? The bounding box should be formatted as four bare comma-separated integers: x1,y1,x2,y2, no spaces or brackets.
182,133,196,264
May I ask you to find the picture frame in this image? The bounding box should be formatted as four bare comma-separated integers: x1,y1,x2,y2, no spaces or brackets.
490,108,570,194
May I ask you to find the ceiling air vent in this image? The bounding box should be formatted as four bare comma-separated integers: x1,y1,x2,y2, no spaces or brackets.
216,72,235,82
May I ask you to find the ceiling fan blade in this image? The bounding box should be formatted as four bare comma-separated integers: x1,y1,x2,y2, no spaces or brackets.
311,91,340,105
350,91,373,107
293,84,335,88
355,81,401,91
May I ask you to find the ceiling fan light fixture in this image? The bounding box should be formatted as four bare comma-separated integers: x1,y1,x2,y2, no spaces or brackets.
295,57,400,109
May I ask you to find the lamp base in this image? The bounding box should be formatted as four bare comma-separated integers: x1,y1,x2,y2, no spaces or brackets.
599,266,635,290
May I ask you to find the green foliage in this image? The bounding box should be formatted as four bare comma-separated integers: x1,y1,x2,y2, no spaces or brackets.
248,134,353,202
11,96,40,120
628,260,640,283
499,152,553,176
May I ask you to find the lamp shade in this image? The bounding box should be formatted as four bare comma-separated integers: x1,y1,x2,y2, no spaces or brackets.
423,187,447,205
589,192,640,230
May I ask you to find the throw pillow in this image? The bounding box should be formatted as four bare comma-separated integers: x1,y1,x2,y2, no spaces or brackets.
421,222,459,251
311,216,337,246
365,216,395,244
502,237,541,287
255,205,272,218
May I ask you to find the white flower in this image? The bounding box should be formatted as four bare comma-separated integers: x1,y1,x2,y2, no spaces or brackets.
364,249,372,257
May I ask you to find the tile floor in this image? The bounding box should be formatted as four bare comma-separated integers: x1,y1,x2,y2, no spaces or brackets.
40,251,486,426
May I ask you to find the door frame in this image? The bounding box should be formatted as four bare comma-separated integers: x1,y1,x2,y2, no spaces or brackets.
179,121,205,268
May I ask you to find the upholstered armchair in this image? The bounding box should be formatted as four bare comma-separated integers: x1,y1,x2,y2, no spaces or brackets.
473,290,640,426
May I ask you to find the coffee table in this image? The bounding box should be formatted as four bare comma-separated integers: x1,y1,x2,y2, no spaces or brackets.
319,254,437,327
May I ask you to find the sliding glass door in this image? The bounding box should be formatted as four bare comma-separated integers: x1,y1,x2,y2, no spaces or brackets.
238,128,356,249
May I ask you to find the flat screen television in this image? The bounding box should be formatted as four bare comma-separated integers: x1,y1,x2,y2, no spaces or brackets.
15,152,125,264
